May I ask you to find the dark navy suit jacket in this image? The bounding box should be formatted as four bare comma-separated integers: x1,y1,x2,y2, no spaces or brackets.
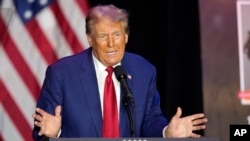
32,47,168,141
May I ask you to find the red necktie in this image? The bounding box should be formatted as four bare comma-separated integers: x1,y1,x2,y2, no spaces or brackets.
102,66,120,137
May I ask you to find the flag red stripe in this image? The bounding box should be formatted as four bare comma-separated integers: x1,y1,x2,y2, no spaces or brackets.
0,134,3,141
76,0,90,15
0,80,33,141
51,1,84,53
0,17,40,101
25,19,58,65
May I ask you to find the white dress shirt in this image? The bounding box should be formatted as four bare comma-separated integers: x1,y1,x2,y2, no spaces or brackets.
92,53,121,118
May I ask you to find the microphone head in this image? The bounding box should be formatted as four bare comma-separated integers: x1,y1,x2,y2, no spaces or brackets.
114,65,127,81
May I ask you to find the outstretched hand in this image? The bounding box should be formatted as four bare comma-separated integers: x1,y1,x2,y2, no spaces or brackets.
164,107,208,138
32,105,62,138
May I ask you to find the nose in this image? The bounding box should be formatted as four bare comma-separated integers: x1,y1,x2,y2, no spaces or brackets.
107,35,114,47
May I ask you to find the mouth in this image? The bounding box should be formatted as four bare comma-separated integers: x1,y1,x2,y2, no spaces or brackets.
106,51,117,56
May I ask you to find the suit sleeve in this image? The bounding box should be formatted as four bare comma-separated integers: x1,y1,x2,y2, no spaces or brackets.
32,66,63,141
142,66,168,137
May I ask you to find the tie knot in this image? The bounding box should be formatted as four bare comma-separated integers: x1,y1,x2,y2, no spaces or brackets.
106,66,113,76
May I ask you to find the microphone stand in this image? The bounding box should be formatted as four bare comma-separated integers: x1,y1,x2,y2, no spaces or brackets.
122,96,135,137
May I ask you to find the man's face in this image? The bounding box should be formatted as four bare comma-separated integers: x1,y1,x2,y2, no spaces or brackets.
87,18,128,67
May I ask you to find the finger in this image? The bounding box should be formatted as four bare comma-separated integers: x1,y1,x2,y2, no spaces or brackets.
34,121,41,127
38,130,44,136
191,133,201,138
192,118,208,125
173,107,182,118
32,114,43,121
193,124,206,131
55,105,61,117
36,108,47,116
191,113,205,120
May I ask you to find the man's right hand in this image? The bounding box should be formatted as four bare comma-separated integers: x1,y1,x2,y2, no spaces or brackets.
32,105,62,138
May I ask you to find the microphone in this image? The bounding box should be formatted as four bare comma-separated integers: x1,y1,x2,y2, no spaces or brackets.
114,65,135,137
114,65,135,107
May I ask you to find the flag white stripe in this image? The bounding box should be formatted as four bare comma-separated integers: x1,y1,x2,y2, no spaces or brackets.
0,48,35,127
36,8,74,59
58,0,89,49
1,0,13,9
0,104,24,141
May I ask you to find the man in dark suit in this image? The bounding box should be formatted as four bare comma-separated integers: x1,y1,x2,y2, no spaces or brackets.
32,4,207,141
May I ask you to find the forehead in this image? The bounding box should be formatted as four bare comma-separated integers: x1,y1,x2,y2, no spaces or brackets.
93,18,125,33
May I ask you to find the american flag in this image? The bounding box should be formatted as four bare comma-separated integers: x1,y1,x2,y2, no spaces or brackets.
0,0,89,140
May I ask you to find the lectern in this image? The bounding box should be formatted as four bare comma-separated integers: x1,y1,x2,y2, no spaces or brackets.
48,137,220,141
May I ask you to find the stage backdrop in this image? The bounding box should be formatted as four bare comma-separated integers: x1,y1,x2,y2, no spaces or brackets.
199,0,250,141
4,0,249,141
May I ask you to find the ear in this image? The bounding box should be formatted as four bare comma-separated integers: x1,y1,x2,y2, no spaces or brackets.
125,33,129,44
87,35,93,46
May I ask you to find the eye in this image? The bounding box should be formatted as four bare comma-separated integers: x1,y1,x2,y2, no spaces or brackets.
113,32,121,38
97,34,107,40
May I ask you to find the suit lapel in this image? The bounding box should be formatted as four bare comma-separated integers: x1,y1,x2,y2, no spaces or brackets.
79,48,102,136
